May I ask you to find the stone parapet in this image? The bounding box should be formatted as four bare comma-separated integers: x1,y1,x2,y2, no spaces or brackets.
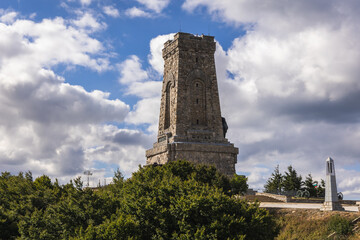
163,32,215,59
146,142,238,177
255,192,290,203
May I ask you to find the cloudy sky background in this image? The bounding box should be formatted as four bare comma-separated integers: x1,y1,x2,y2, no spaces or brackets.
0,0,359,199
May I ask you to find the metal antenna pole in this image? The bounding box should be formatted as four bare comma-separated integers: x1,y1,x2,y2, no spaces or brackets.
83,170,93,187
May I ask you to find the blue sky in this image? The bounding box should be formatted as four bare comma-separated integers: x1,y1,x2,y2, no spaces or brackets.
1,0,360,199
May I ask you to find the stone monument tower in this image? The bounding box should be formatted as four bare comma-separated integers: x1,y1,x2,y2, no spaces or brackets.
321,157,344,211
146,32,238,176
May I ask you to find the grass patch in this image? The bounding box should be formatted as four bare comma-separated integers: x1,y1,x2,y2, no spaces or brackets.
328,214,352,236
269,209,359,240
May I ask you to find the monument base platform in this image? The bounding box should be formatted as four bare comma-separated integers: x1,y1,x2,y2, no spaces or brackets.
320,201,345,211
146,142,238,177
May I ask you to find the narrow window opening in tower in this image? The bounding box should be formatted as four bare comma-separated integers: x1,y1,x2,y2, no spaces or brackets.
191,80,206,126
164,83,171,129
327,162,332,174
196,57,198,63
329,162,333,173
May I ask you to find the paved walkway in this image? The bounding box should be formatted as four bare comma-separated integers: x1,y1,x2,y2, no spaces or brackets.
260,202,359,212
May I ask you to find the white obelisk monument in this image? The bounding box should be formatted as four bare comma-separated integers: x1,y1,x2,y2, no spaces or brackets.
320,157,344,211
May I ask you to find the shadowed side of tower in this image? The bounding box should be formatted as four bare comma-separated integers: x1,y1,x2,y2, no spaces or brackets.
146,32,238,176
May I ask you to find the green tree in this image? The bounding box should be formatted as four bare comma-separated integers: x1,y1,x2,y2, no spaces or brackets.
304,174,317,197
1,162,278,240
264,165,283,194
282,165,302,193
34,175,53,190
316,179,325,197
84,161,278,239
264,166,324,198
0,171,35,239
230,174,248,195
113,168,124,184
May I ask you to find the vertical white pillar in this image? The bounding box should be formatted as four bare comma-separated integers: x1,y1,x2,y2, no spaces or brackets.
321,157,344,211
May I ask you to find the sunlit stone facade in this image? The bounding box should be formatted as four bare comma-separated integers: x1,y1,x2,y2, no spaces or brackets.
146,32,238,176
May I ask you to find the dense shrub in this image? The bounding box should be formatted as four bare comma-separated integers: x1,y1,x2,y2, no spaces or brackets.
0,161,278,239
328,214,352,236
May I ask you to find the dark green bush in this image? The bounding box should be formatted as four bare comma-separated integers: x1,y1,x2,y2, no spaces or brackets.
328,214,352,236
0,161,279,240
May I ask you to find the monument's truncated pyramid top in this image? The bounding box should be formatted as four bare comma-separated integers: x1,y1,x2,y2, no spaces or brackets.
146,32,238,176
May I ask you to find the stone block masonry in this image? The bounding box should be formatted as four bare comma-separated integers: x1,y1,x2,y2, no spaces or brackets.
146,32,238,176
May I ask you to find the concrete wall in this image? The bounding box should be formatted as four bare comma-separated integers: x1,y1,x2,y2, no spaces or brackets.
255,192,290,203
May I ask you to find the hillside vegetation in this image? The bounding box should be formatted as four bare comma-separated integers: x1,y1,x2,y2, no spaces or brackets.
0,161,277,240
273,209,360,240
2,161,358,239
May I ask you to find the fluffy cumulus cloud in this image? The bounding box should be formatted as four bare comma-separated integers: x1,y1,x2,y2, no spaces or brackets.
103,6,120,18
0,9,18,23
125,0,170,18
118,55,149,84
136,0,170,13
125,7,152,18
0,11,155,182
66,0,92,7
148,33,175,74
118,33,174,134
80,0,92,6
183,0,360,198
72,12,107,33
117,55,161,100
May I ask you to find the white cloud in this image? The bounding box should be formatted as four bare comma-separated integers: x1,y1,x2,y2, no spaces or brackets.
66,0,92,6
117,54,162,99
238,166,270,190
136,0,170,13
0,10,18,24
117,33,177,132
116,33,174,99
182,0,355,33
103,6,120,18
118,55,148,84
125,7,152,18
72,12,107,33
80,0,92,6
125,0,170,18
0,16,109,72
125,97,160,127
125,81,162,98
0,14,145,180
29,13,37,19
82,125,153,176
148,33,175,74
226,29,360,101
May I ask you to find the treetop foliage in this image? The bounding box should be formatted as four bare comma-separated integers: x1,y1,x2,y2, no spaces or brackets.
0,161,278,239
282,165,302,193
264,165,325,197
